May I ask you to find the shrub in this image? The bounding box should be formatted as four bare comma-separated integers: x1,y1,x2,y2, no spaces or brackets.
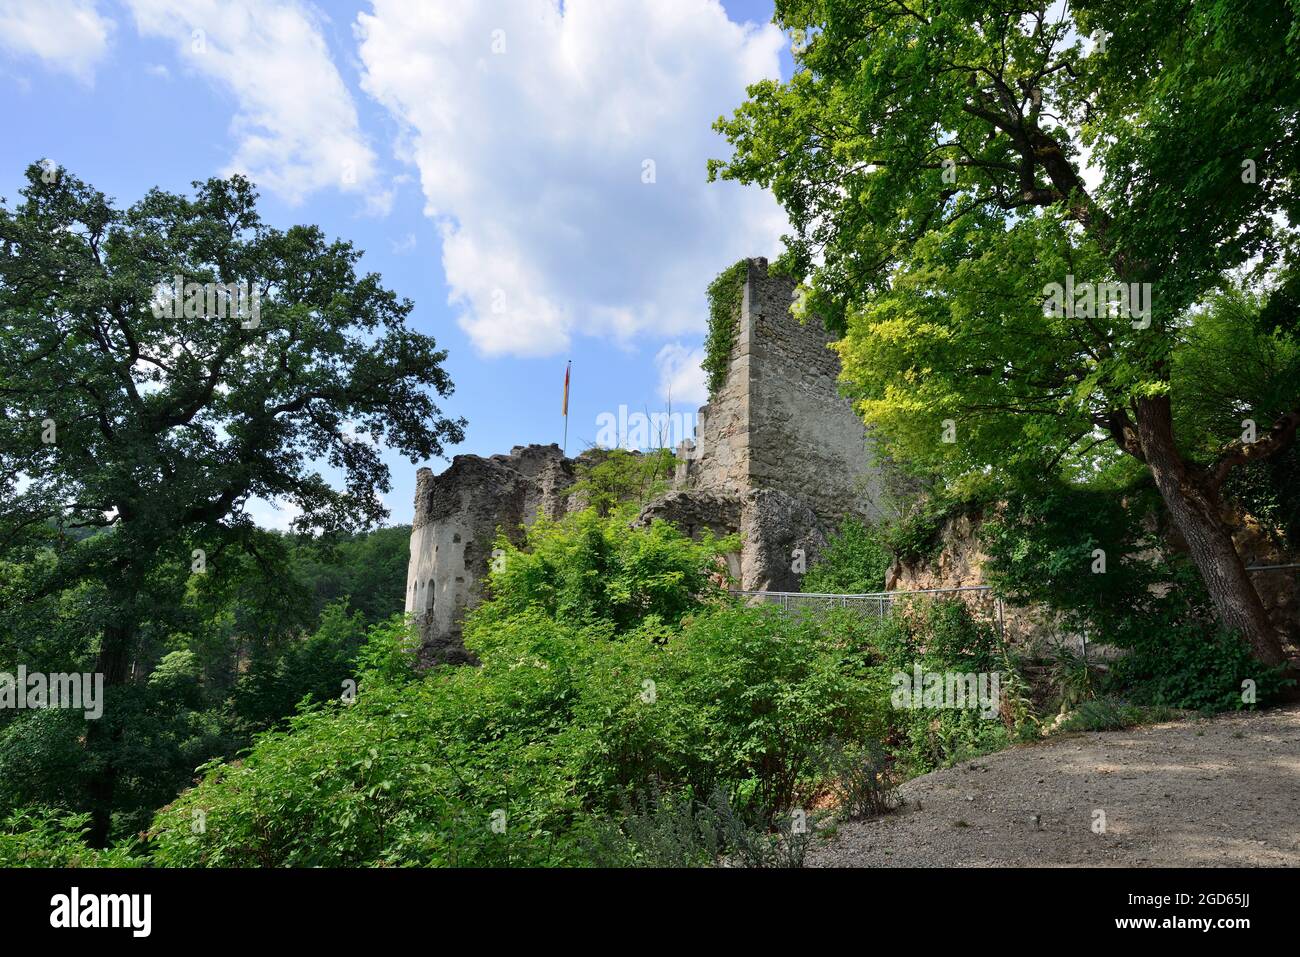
1052,697,1182,733
802,519,892,593
871,599,1017,775
567,447,676,515
1106,609,1293,712
0,808,140,867
149,598,891,866
478,509,735,634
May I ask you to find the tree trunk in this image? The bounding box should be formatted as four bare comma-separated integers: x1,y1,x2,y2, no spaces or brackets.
1133,397,1289,667
84,576,137,848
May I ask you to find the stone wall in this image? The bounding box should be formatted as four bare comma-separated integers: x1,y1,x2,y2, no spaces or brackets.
406,444,576,665
677,258,885,528
406,257,894,663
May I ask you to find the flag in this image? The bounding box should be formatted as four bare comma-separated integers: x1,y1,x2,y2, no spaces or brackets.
562,361,571,416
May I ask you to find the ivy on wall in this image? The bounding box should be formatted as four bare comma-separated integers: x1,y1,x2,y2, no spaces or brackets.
702,259,749,399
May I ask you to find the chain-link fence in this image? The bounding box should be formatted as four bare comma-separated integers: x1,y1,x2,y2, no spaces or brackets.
731,585,1007,640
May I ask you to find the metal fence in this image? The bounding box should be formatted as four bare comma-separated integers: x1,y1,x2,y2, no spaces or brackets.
733,563,1298,651
731,585,1007,638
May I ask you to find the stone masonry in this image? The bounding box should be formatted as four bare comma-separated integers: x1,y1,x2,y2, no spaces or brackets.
406,257,887,663
405,444,577,665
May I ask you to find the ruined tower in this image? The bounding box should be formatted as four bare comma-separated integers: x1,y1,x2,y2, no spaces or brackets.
405,444,576,664
407,256,887,663
675,257,884,527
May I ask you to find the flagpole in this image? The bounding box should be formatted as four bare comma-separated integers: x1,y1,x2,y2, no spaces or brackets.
562,360,571,455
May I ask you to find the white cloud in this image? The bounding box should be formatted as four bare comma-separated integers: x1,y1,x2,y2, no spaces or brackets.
356,0,787,357
654,342,708,407
125,0,383,206
0,0,113,83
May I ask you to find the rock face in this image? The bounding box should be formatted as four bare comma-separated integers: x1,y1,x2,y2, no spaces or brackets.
406,257,891,663
630,486,830,592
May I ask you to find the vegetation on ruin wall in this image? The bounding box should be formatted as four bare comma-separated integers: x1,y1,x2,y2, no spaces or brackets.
804,475,1294,715
702,259,748,398
567,447,677,515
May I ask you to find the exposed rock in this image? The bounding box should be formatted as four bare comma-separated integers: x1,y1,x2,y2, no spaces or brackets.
632,488,744,538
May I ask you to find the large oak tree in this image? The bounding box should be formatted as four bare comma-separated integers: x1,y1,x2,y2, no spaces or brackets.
0,165,465,841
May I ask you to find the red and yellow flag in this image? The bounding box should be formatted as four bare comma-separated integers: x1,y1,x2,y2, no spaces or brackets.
562,360,571,416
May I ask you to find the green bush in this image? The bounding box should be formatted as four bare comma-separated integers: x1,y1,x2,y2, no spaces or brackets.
567,447,676,515
983,480,1293,712
802,519,892,593
1052,698,1182,733
148,599,892,866
871,599,1017,775
1106,606,1293,712
0,808,140,867
479,509,735,635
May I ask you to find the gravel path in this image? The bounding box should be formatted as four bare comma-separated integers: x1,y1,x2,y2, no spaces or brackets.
809,705,1300,867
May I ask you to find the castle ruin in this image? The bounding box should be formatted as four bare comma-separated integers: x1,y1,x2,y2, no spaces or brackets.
406,258,888,663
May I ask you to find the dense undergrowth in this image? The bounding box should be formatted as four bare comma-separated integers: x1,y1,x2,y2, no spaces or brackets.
3,483,1290,868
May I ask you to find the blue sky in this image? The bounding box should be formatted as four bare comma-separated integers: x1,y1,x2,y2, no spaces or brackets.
0,0,793,528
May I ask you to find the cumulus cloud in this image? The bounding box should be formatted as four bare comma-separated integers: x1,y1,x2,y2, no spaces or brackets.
355,0,787,357
655,342,708,407
0,0,113,83
125,0,383,206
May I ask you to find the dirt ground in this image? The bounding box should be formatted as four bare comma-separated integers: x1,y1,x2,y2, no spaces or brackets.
809,705,1300,867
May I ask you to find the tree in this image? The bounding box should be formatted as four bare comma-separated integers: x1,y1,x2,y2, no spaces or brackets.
0,164,465,842
710,0,1300,665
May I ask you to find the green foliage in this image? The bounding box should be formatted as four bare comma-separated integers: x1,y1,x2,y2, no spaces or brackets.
653,606,889,822
802,519,892,593
567,448,676,516
150,605,886,867
290,526,413,625
227,600,369,734
480,509,736,634
1049,645,1103,713
1108,616,1293,713
0,164,465,840
0,659,236,839
710,0,1300,661
0,808,140,868
1052,698,1182,734
870,599,1016,775
981,479,1167,643
982,481,1293,712
702,260,748,397
579,785,826,869
1222,445,1300,548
